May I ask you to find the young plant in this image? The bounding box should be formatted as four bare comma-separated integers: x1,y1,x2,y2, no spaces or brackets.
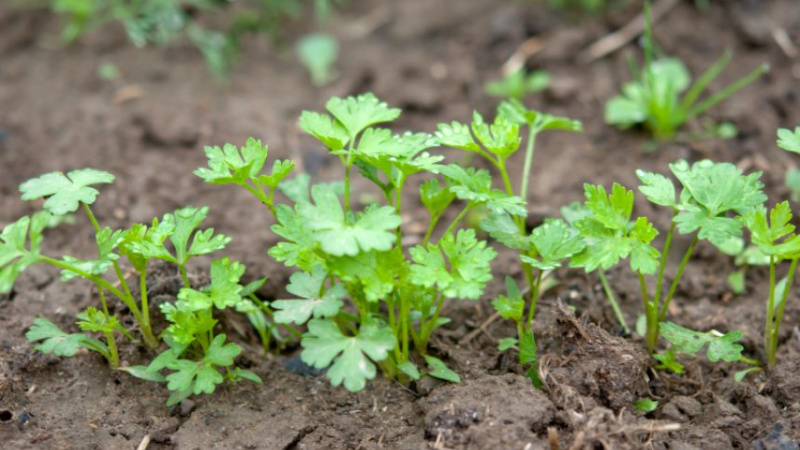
777,127,800,203
122,258,263,405
570,159,767,356
434,100,581,382
741,202,800,369
604,2,767,140
197,93,504,391
485,67,550,101
297,33,339,87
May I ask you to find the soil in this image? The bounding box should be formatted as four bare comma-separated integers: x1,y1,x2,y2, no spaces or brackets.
1,0,800,448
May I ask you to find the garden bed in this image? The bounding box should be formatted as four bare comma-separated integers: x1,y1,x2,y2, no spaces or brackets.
1,0,799,448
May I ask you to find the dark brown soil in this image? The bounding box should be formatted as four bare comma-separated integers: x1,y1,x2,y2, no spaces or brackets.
1,0,800,448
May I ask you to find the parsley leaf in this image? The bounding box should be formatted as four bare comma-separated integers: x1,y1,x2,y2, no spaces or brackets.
20,169,115,215
177,258,247,311
297,185,400,257
299,111,350,152
26,318,89,357
194,138,268,185
659,321,744,363
777,127,800,154
521,219,585,270
301,318,396,392
272,267,345,325
409,229,497,299
269,203,326,270
441,165,526,216
325,93,401,138
742,202,800,259
0,214,48,293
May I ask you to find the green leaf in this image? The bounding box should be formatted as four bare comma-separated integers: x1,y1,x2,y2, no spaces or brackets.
423,355,460,383
0,215,47,293
742,203,800,258
435,121,481,153
485,68,550,100
653,347,684,374
194,138,268,185
518,331,537,365
298,185,400,257
76,306,120,334
59,255,115,281
728,269,745,295
522,219,585,270
583,183,633,231
118,218,174,272
26,318,88,357
297,33,338,87
498,337,518,352
20,168,115,215
328,248,404,303
301,318,396,392
734,367,762,382
160,302,217,346
409,229,497,299
670,159,766,216
118,365,167,383
480,211,530,251
177,258,246,311
299,111,350,151
660,321,744,363
571,214,660,275
398,361,421,380
633,398,659,413
165,334,242,396
272,267,344,324
420,179,455,218
270,204,326,271
492,295,524,321
470,110,521,159
636,169,677,207
499,99,582,133
777,127,800,154
441,165,526,216
325,93,401,138
257,159,296,190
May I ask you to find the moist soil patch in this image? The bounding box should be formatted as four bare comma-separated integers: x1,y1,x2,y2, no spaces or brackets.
1,0,800,448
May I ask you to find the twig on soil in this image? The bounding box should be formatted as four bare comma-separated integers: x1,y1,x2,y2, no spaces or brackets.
772,27,798,58
136,434,150,450
502,36,546,75
457,312,500,346
578,0,680,63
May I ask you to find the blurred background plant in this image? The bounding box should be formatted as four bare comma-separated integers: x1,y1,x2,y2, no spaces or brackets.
16,0,344,79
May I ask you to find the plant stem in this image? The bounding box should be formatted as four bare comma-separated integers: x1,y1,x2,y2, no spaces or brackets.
99,289,119,368
518,127,538,207
395,181,404,248
639,271,658,354
138,270,158,349
771,257,800,367
766,256,777,368
525,270,543,330
598,270,629,334
420,294,445,352
400,293,410,362
439,204,472,243
179,264,191,289
83,203,136,303
422,212,442,247
658,235,699,321
653,215,677,307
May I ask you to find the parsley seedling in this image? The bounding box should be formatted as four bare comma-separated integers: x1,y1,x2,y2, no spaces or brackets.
198,93,502,391
571,160,766,358
435,100,580,385
485,67,550,101
605,1,767,140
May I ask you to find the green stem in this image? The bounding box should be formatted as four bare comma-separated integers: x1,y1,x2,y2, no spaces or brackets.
422,212,442,247
439,204,472,244
400,293,410,363
343,139,356,213
99,289,119,368
518,127,539,207
526,270,543,331
395,181,404,248
598,270,629,334
179,264,191,289
83,203,136,307
420,294,445,352
766,256,777,368
658,235,699,321
640,271,657,354
770,257,800,368
653,215,677,308
138,271,158,349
